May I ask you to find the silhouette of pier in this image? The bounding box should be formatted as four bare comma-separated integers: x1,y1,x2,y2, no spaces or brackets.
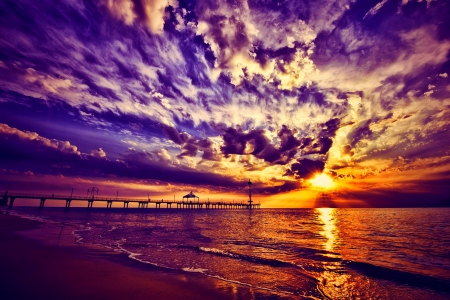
0,180,261,211
0,193,260,210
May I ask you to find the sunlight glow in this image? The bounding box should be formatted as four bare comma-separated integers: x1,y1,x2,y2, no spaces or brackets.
317,208,337,252
309,173,335,189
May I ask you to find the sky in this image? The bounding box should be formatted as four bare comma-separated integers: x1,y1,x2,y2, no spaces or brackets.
0,0,449,207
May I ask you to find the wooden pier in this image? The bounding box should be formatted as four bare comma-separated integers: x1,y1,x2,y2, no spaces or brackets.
0,192,261,210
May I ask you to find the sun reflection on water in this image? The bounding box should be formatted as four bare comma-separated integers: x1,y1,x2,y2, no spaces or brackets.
317,208,337,252
316,208,349,298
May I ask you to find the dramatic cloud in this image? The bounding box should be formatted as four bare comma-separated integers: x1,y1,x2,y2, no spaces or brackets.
101,0,178,34
0,0,449,206
0,124,80,157
286,159,325,180
0,123,241,187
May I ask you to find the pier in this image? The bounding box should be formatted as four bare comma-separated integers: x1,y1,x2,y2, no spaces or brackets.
0,193,260,211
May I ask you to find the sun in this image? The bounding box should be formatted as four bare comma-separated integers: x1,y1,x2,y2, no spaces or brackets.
309,173,335,189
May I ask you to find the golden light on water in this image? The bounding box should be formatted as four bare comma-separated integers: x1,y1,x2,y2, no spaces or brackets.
309,173,335,189
317,208,337,252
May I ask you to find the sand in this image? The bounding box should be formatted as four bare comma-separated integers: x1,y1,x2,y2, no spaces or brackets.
0,212,260,300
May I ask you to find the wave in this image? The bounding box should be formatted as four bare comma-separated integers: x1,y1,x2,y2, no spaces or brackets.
198,246,298,267
195,245,450,293
345,260,450,293
114,244,319,299
115,242,178,270
195,246,320,280
226,240,342,262
72,225,92,244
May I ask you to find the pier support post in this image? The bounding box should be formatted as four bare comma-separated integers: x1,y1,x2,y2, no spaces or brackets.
107,201,112,209
65,199,71,210
123,201,129,208
88,200,94,209
8,197,15,210
39,198,46,210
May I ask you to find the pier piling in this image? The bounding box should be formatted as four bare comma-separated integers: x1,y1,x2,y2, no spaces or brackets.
39,198,46,210
8,197,15,210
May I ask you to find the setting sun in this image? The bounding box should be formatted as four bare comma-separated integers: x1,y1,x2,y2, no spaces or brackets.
309,173,335,189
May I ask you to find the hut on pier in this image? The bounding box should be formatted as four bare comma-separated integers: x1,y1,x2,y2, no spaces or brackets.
182,191,199,203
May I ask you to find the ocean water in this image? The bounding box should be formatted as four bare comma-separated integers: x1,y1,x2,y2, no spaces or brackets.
9,207,450,299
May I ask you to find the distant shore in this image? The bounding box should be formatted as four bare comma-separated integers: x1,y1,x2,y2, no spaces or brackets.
0,212,258,300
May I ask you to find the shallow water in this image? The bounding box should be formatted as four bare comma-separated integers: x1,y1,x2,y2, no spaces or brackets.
10,207,450,299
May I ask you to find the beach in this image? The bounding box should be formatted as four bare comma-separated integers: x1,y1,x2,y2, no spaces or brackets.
0,212,259,300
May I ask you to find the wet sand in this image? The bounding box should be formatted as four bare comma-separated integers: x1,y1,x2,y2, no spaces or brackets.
0,212,262,300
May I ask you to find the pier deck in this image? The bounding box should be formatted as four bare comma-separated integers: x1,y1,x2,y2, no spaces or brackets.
0,193,260,210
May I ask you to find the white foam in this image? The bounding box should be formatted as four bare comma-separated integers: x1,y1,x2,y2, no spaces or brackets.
114,243,176,270
72,226,92,244
199,246,239,258
182,267,208,273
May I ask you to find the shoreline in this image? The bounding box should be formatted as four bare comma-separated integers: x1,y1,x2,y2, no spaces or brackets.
0,211,276,300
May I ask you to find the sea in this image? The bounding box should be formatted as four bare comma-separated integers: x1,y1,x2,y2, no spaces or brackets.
8,207,450,299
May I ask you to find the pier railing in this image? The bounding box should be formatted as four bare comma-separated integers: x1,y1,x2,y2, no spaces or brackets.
0,192,261,210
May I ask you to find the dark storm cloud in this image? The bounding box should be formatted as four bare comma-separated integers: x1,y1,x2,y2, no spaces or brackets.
221,127,268,157
303,137,333,155
347,120,373,148
221,127,288,164
162,125,189,145
178,137,220,161
301,118,340,155
252,180,302,195
177,137,199,157
161,125,220,161
320,118,340,137
278,125,300,152
285,159,325,180
220,119,341,166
